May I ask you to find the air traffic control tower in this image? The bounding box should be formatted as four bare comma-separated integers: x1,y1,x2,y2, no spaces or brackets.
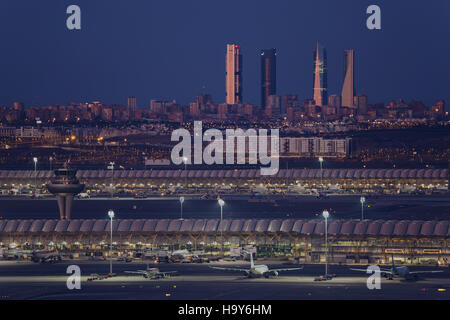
46,166,85,220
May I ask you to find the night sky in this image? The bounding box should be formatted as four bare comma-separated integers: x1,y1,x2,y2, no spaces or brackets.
0,0,449,108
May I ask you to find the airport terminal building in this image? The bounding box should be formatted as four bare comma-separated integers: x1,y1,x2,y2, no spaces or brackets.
0,168,448,194
1,218,449,265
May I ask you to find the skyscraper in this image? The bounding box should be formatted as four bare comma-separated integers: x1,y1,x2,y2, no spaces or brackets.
341,50,355,108
225,44,243,105
261,48,277,109
313,42,328,107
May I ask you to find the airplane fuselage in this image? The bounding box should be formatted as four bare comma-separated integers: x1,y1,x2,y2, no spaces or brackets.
249,265,269,276
389,266,413,279
248,265,279,278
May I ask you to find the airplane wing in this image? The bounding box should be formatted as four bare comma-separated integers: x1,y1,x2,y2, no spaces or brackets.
409,270,444,274
271,266,304,272
349,268,369,272
349,268,393,275
210,266,249,272
159,271,178,276
124,270,147,275
42,254,61,259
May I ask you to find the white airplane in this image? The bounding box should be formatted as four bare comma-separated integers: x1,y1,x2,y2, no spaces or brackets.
288,185,307,194
350,255,444,280
124,264,178,279
171,249,190,257
326,185,343,193
399,186,417,194
251,184,269,195
168,186,180,194
210,251,303,278
218,185,233,192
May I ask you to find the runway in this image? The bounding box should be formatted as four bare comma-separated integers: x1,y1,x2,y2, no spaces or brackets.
0,261,449,300
0,194,449,220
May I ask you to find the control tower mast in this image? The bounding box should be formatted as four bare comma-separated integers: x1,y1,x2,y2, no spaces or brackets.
46,163,85,219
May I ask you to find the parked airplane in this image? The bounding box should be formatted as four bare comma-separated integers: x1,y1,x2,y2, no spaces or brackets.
31,250,63,263
78,192,90,199
350,255,444,280
326,185,343,193
288,185,307,194
251,184,269,195
124,264,178,279
210,251,303,278
399,186,417,194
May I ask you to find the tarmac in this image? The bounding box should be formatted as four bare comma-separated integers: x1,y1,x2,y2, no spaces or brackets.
0,260,449,300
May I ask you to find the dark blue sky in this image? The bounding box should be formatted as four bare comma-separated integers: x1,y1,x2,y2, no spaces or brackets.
0,0,449,108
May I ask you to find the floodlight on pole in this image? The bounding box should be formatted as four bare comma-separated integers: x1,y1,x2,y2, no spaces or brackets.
33,157,38,196
108,162,115,198
322,210,330,277
318,157,324,190
218,198,225,255
179,196,185,220
108,209,115,275
183,157,188,189
360,196,366,220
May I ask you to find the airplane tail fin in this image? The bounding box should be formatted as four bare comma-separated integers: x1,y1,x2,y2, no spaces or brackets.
249,252,254,269
242,247,255,269
391,253,395,269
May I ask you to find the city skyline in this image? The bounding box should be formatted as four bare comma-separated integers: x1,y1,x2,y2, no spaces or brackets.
0,1,448,108
1,41,445,114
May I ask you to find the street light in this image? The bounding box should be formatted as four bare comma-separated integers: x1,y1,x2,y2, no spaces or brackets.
179,196,185,220
108,209,115,275
183,157,188,190
322,210,330,277
360,196,366,221
218,198,225,255
49,157,53,171
318,157,324,191
33,157,38,196
108,162,115,198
